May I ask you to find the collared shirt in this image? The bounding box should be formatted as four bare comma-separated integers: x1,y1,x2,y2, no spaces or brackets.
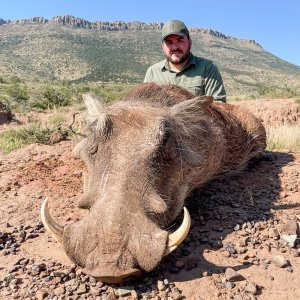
144,53,226,102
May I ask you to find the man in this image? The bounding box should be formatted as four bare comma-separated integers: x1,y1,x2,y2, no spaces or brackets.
144,20,226,102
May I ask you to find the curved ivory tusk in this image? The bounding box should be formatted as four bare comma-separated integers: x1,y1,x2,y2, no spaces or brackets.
166,207,191,255
40,198,64,243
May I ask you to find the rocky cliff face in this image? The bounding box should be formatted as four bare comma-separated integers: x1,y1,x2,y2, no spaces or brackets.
0,15,163,31
1,16,48,26
51,15,163,30
0,15,260,46
190,27,261,47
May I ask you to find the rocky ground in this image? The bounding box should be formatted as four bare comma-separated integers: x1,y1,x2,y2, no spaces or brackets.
0,98,299,300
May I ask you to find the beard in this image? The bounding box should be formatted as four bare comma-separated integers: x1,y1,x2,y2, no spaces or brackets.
166,48,190,65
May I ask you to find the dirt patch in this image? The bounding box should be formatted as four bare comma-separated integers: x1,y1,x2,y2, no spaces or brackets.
234,98,300,127
0,99,299,299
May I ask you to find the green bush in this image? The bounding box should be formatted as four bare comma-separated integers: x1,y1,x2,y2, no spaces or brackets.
0,113,73,153
0,99,12,114
30,86,70,110
0,124,53,153
88,84,131,104
0,76,7,84
6,83,29,101
10,76,22,84
258,85,300,99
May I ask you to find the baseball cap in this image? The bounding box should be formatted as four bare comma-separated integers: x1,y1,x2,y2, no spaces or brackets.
161,20,190,40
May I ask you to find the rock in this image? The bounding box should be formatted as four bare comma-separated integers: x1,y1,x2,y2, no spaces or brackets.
280,220,299,235
290,249,299,257
225,281,235,290
225,268,245,282
281,234,298,248
223,244,237,254
168,290,182,299
51,270,66,277
131,290,139,300
271,255,288,268
287,266,293,273
53,286,65,296
117,286,135,297
245,282,258,295
107,288,117,300
174,260,185,269
35,289,48,300
269,228,280,239
49,132,67,144
234,224,241,231
76,283,87,294
157,280,167,291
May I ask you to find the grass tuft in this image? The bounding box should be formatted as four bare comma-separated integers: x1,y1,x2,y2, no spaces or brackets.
0,124,53,153
266,124,300,152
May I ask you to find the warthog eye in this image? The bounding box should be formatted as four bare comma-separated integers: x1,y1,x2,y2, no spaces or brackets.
86,134,99,156
162,127,171,146
89,143,98,155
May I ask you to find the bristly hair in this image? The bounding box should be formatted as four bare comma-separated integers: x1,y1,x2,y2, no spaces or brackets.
120,83,195,107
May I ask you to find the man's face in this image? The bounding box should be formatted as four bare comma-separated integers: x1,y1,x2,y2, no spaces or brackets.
162,34,192,65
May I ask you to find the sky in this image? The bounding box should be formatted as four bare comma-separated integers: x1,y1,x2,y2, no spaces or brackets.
1,0,300,67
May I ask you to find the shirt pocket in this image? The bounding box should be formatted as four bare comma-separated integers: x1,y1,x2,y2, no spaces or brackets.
185,77,205,95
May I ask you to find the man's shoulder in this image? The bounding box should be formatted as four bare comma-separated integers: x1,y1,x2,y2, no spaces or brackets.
190,54,221,75
192,54,214,66
144,59,167,82
147,59,166,71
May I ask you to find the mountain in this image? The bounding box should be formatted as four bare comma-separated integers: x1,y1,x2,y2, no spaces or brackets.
0,15,300,97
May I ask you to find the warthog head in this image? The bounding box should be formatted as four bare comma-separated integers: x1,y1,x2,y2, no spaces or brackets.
41,83,266,283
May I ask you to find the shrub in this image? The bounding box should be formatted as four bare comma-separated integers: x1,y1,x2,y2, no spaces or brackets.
88,84,131,104
0,99,13,122
0,114,75,154
0,99,12,114
30,86,70,110
0,76,7,84
6,83,29,101
10,76,22,84
0,124,53,153
258,85,300,99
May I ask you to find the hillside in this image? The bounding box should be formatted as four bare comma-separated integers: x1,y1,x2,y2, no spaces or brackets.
0,15,300,97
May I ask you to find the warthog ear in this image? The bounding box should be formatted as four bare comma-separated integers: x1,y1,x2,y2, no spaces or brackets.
168,96,213,166
82,93,107,123
82,93,112,136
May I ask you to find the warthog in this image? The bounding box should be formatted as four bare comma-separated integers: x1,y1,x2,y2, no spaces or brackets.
41,83,266,283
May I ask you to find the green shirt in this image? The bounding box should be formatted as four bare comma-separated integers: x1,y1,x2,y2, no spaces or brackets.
144,53,226,102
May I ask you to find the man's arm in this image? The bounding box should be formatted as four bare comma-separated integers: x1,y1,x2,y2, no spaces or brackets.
144,67,153,83
204,62,227,103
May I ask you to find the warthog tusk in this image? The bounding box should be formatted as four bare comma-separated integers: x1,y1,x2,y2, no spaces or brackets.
166,207,191,255
40,198,64,243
